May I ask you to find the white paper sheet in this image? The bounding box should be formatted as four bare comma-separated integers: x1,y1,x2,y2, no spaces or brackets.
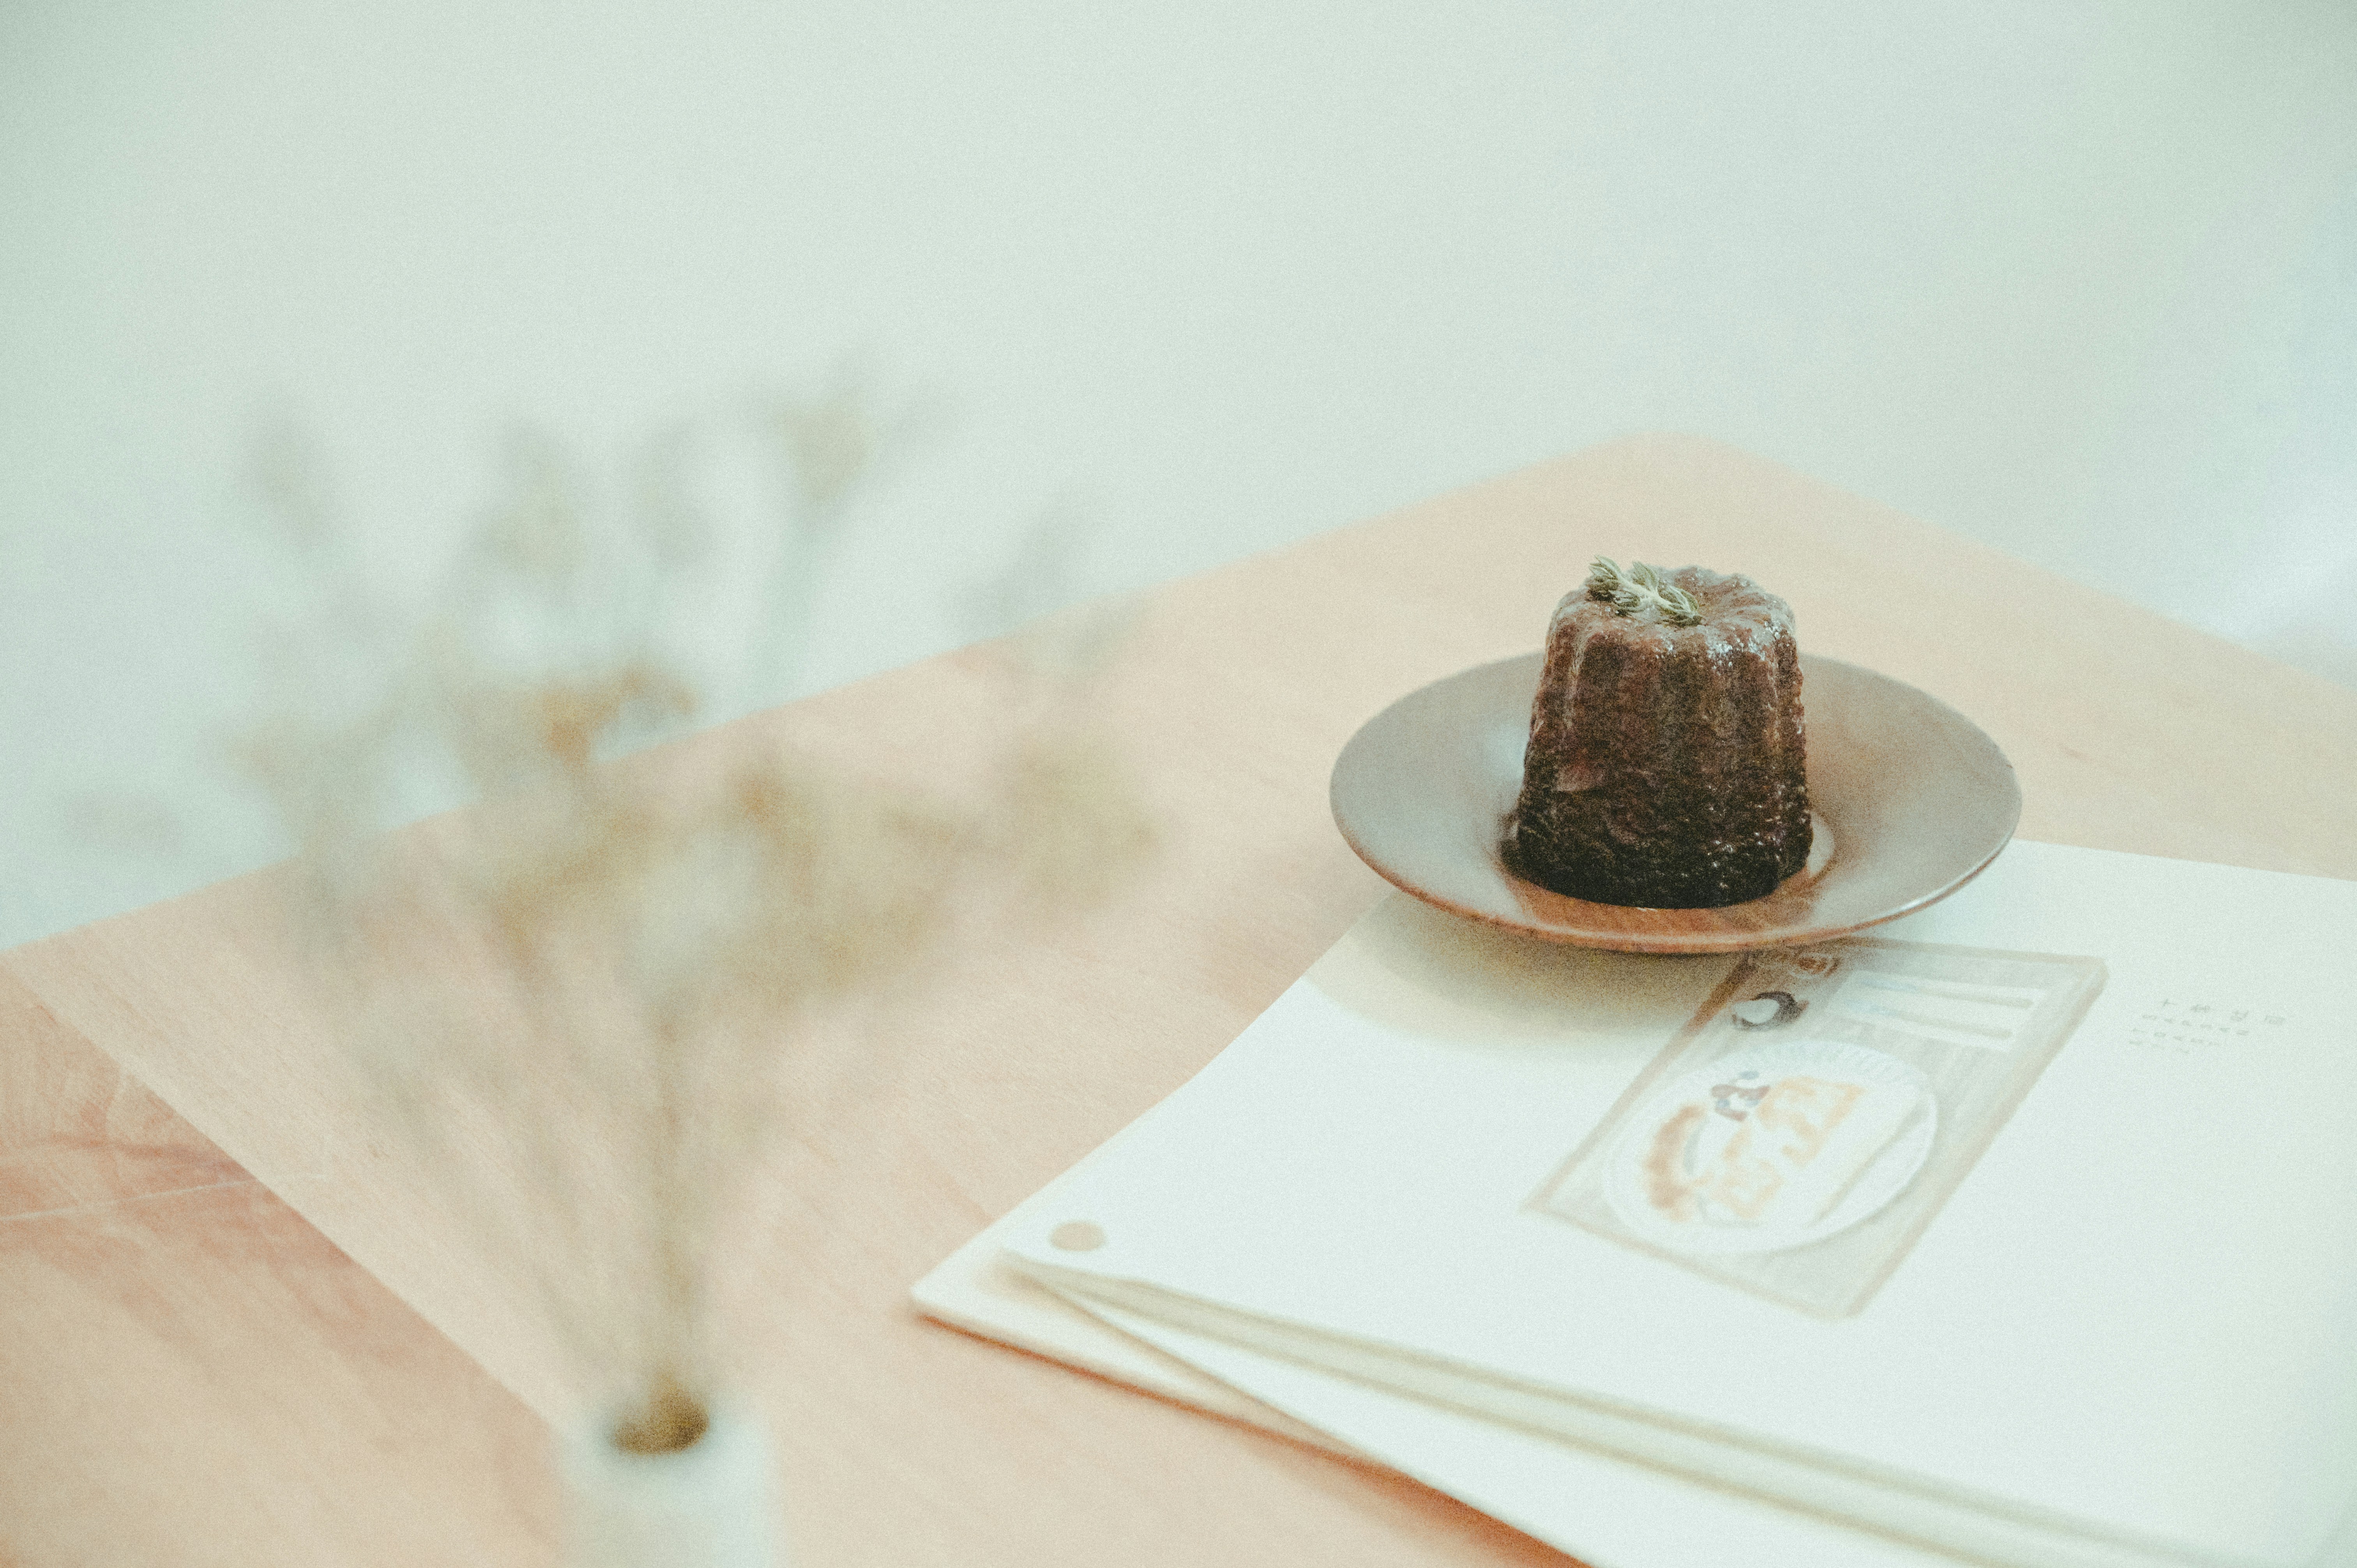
917,842,2357,1568
917,1167,1962,1567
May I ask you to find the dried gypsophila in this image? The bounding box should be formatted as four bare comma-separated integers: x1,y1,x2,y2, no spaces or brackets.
242,390,1155,1436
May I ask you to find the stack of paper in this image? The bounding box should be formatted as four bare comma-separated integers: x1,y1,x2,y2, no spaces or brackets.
915,842,2357,1568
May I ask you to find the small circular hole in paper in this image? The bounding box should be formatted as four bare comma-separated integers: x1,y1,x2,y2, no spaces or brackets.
1049,1220,1106,1252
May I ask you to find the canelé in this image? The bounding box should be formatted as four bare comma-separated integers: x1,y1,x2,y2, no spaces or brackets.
1502,560,1810,908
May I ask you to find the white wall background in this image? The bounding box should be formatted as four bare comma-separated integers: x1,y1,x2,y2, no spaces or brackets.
4,0,2353,947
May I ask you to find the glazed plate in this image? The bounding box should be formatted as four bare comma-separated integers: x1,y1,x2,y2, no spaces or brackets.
1328,652,2020,954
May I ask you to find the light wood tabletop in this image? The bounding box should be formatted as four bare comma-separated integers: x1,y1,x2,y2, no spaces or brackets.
7,436,2353,1566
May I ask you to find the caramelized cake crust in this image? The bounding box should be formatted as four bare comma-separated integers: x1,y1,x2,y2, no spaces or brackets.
1503,566,1810,908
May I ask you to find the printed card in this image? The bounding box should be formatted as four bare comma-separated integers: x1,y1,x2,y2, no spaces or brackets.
1534,938,2106,1316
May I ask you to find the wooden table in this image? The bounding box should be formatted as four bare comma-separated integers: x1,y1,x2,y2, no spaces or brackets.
8,436,2353,1566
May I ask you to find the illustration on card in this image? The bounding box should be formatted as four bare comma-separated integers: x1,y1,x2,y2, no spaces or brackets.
1535,937,2105,1317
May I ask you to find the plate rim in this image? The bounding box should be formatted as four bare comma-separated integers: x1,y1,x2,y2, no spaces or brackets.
1328,650,2021,954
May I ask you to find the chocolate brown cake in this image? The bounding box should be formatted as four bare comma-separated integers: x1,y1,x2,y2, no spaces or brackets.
1502,560,1810,908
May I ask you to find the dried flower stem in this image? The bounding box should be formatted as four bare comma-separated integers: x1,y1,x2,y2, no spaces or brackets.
246,392,1155,1429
